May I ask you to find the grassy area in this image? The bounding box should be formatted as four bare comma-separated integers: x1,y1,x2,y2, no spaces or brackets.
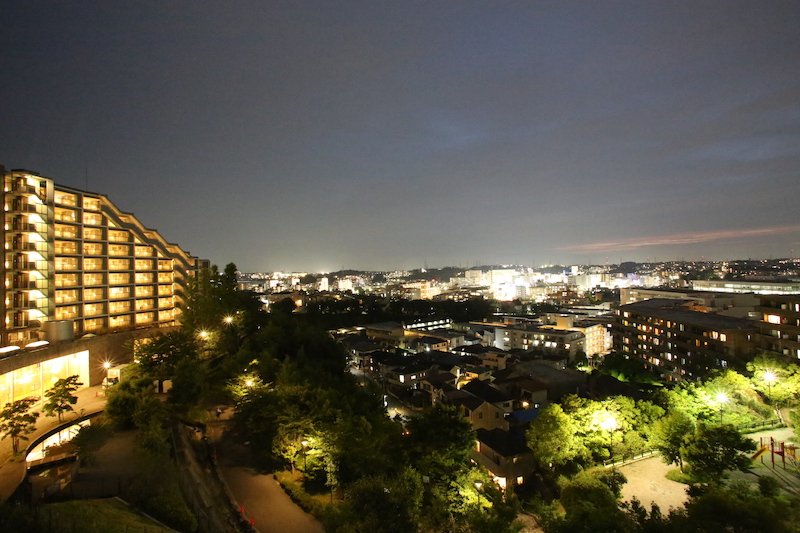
665,468,694,485
274,470,345,530
38,498,172,532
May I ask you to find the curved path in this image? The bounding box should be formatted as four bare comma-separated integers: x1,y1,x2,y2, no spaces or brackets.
222,466,324,533
209,409,324,533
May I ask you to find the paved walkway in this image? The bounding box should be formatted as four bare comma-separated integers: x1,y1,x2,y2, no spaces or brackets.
211,407,324,533
0,385,107,502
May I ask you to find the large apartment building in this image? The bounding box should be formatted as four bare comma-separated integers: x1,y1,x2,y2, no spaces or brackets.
615,298,757,381
757,295,800,360
2,166,204,346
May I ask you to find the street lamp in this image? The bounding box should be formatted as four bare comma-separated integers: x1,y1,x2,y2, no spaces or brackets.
301,439,309,471
715,392,728,423
764,370,777,403
223,315,234,325
599,412,619,463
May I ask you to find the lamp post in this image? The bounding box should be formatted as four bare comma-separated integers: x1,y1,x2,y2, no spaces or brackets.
764,370,777,404
301,439,309,471
599,413,619,463
715,392,728,424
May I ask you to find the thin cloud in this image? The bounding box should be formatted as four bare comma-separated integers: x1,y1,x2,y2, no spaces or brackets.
561,225,800,253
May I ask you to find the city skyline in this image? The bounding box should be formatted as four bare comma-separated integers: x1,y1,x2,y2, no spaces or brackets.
2,2,799,272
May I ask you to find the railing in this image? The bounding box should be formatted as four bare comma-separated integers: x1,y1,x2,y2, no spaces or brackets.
603,449,658,468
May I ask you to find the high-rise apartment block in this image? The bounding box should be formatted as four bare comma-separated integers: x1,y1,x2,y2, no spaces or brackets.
2,166,204,346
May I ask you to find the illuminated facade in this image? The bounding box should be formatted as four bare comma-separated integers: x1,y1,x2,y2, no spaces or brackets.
757,295,800,360
2,166,203,346
615,299,757,380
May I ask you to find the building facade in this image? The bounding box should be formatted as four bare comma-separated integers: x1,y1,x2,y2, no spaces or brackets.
756,295,800,360
2,167,203,346
615,299,757,380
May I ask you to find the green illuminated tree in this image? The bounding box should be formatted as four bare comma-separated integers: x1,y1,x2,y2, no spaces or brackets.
0,398,40,454
747,353,800,406
42,374,83,422
653,410,695,471
526,403,588,471
683,424,755,482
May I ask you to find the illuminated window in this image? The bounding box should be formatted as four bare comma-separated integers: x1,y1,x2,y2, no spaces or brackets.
82,212,103,226
54,191,77,206
55,273,78,287
55,257,79,271
109,273,130,285
54,241,77,254
81,243,102,257
767,315,781,325
83,227,103,241
56,305,78,320
55,289,78,304
84,258,104,271
108,230,129,243
83,303,105,317
135,299,154,311
83,288,104,301
135,285,154,297
108,244,130,256
109,301,131,314
135,273,154,284
83,197,101,211
108,286,130,299
109,258,131,270
55,224,78,239
109,315,131,328
83,273,104,286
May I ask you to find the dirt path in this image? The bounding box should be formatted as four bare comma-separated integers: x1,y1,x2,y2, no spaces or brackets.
619,456,688,512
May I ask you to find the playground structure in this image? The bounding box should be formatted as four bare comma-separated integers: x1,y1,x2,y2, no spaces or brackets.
751,436,797,469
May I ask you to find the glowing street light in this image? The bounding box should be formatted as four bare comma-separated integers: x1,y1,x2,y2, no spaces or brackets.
598,412,619,463
764,370,777,403
102,361,112,370
301,439,309,471
715,392,728,423
223,315,234,325
198,329,210,340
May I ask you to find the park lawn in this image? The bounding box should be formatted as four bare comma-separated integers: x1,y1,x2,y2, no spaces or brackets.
39,497,173,532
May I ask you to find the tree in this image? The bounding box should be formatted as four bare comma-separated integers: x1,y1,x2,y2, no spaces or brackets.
747,353,800,406
406,404,474,484
682,424,755,482
345,468,424,533
42,375,83,422
653,410,695,470
134,331,198,392
0,398,40,454
526,403,587,471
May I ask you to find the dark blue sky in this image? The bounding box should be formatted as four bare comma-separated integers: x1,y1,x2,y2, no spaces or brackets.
2,1,799,271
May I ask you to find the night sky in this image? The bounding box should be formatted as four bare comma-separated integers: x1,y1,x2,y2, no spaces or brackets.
2,1,799,271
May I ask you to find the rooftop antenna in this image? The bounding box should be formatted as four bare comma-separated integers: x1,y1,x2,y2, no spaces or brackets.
84,161,89,191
